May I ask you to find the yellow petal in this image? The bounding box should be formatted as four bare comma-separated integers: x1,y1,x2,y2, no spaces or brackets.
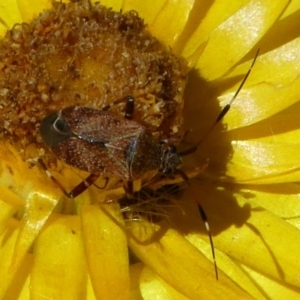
16,0,52,22
0,144,61,271
0,0,22,35
235,183,300,227
99,0,123,11
31,214,87,300
4,254,32,300
132,263,190,300
241,263,300,299
148,0,195,48
188,181,300,289
191,0,289,80
81,203,130,300
227,100,300,145
127,221,253,299
181,0,250,67
17,274,31,300
219,37,300,129
186,235,266,299
217,207,300,288
0,227,32,299
280,0,300,19
0,189,22,235
225,140,300,183
122,0,166,24
161,191,268,299
11,190,59,271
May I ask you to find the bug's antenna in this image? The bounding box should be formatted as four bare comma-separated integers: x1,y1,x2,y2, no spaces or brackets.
175,50,260,279
176,169,218,280
180,49,260,156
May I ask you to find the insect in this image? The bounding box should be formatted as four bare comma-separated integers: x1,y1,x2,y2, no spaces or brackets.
39,95,181,197
39,50,260,280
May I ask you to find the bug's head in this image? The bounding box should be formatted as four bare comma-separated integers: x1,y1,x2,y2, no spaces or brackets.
40,110,73,148
160,145,182,175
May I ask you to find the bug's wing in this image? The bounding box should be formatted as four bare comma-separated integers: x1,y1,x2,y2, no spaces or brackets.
53,106,146,179
51,136,131,179
62,106,142,143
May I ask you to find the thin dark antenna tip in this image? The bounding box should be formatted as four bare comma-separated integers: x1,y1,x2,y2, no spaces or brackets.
214,261,219,281
198,205,219,280
228,48,260,107
180,49,260,156
176,169,218,279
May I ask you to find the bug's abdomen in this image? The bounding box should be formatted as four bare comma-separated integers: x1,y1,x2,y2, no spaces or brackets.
51,137,131,179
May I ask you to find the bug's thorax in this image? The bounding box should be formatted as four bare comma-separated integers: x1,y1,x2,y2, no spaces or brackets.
126,134,182,179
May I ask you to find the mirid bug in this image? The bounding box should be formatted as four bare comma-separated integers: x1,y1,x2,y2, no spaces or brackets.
39,95,181,197
39,50,260,280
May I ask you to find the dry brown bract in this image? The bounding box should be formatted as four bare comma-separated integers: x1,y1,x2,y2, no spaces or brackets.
0,1,187,162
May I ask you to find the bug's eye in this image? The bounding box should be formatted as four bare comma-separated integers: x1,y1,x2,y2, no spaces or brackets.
40,112,72,148
53,118,69,134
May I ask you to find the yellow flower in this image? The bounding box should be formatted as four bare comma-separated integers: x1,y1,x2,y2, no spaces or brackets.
1,0,300,299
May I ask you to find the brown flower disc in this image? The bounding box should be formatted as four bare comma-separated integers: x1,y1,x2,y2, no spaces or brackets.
0,1,187,162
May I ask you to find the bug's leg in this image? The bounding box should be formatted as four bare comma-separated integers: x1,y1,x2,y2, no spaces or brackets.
124,180,134,197
93,177,109,189
119,181,134,210
66,173,100,198
102,95,135,120
123,95,134,120
38,159,99,198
